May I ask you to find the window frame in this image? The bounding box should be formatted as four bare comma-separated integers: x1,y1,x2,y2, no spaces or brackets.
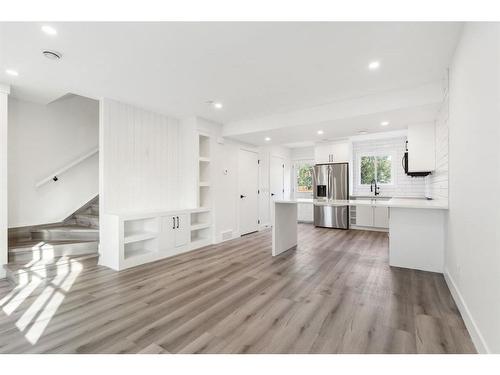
293,159,314,197
357,151,395,187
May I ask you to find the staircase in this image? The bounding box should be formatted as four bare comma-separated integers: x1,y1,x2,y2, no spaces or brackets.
5,197,100,286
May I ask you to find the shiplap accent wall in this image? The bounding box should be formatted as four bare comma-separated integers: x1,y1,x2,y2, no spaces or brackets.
425,97,449,201
100,99,182,214
352,137,427,197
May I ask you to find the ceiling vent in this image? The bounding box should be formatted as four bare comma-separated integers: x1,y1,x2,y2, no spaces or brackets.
42,50,62,60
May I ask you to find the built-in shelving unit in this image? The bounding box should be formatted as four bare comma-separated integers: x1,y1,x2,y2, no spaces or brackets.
99,134,215,271
196,133,213,246
198,134,212,210
101,207,215,271
122,217,159,259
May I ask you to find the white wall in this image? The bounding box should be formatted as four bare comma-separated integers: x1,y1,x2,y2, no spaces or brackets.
445,23,500,353
179,116,260,243
426,96,449,201
291,146,314,161
193,117,254,243
100,98,182,215
8,95,99,228
0,84,9,278
352,136,427,197
258,145,292,227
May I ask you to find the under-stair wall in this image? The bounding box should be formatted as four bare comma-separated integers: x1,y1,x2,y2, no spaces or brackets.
8,95,99,228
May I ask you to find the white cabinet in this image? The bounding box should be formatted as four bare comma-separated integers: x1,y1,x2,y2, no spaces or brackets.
297,202,313,222
407,123,435,172
175,214,189,247
373,207,390,228
356,206,374,227
160,214,189,253
160,215,176,252
100,208,212,271
314,141,350,164
354,205,389,229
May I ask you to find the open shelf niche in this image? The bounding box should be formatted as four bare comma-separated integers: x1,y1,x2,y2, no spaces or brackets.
123,216,160,259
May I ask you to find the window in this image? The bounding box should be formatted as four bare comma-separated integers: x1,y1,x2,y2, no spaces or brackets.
360,155,393,185
296,162,313,193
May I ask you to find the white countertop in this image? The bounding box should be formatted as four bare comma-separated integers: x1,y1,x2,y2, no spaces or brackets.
275,197,448,210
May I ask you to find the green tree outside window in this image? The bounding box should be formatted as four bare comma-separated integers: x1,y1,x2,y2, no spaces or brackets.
297,164,313,192
360,155,392,184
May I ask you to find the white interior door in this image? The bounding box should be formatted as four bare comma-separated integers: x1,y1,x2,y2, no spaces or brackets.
238,149,259,235
270,156,284,201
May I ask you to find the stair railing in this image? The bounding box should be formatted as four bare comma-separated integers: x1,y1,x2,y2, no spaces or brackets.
35,146,99,188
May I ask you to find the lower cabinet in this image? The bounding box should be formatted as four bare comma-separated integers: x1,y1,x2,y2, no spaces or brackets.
354,206,389,229
297,203,313,222
356,206,374,227
160,214,189,254
373,207,390,228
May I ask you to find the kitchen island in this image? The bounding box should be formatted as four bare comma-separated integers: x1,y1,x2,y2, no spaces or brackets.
272,198,448,273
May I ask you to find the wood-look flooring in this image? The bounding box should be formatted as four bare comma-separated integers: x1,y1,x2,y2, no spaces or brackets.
0,224,475,354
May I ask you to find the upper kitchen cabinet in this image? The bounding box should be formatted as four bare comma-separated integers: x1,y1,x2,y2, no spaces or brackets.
407,123,436,172
314,141,350,164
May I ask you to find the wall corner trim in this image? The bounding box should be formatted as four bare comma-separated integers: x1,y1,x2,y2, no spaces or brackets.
444,268,490,354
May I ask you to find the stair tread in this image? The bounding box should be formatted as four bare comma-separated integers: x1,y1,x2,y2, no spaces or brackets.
31,224,99,233
5,253,99,273
8,239,98,252
75,213,99,218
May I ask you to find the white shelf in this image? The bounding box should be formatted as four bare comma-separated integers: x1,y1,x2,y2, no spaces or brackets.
124,231,157,244
199,157,210,162
124,247,153,258
190,238,211,250
191,207,211,213
199,181,210,187
190,223,211,231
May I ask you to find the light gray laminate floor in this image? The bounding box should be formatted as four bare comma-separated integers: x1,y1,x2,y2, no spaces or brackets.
0,224,475,354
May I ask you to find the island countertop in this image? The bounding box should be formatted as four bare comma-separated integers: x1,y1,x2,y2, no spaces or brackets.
274,197,448,210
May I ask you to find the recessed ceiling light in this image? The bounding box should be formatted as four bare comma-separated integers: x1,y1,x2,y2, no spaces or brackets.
265,137,271,141
41,25,57,36
368,61,380,70
213,102,223,109
317,130,324,135
358,130,368,135
5,69,18,77
381,121,389,126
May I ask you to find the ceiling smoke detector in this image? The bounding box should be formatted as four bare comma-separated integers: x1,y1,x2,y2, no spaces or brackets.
42,50,62,60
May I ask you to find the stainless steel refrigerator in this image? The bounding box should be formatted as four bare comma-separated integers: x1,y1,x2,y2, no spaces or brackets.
312,162,349,229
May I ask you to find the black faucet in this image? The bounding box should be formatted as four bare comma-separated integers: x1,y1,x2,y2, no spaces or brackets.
371,179,380,196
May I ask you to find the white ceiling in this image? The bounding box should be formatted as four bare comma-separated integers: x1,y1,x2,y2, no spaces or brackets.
1,22,462,128
230,103,441,147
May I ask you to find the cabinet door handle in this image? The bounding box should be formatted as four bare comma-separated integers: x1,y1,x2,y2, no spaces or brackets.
176,216,179,229
172,217,176,229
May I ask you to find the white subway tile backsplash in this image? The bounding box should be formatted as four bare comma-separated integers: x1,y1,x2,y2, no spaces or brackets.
425,96,449,201
352,136,427,197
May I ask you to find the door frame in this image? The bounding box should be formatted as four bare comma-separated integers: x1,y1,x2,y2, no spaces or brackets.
237,147,259,236
269,155,285,220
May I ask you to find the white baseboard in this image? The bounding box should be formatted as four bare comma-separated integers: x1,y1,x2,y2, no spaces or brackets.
444,268,490,354
350,225,389,233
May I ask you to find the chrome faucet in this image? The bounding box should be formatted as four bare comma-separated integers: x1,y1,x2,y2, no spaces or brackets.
371,179,380,196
